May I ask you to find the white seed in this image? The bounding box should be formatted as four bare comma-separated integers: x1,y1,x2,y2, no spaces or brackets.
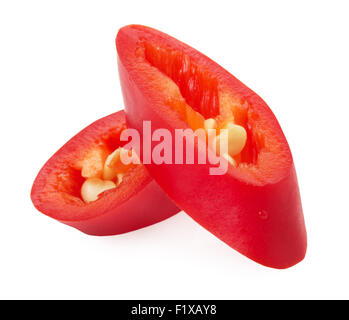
222,153,237,167
103,148,121,180
215,123,247,157
81,178,116,203
129,149,141,164
119,147,140,165
204,118,217,131
103,147,139,180
116,173,124,185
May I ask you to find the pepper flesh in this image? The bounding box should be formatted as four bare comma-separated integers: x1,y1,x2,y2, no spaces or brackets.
116,25,307,268
31,111,179,235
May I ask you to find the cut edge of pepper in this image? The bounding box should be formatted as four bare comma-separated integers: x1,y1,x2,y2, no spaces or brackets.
117,25,293,185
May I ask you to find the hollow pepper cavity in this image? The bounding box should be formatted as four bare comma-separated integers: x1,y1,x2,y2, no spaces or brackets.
31,111,179,235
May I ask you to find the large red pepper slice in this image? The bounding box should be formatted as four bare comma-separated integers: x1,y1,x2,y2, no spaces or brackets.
31,111,179,235
116,25,307,268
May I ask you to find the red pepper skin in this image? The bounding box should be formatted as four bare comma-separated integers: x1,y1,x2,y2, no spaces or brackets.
31,111,179,236
116,25,307,268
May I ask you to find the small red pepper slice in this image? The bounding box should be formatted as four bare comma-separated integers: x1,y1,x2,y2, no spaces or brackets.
31,111,179,235
116,25,307,268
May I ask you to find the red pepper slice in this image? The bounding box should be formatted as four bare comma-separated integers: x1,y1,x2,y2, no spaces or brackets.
116,25,307,268
31,111,179,235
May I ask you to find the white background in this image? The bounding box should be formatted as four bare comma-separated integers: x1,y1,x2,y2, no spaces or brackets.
1,0,348,299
